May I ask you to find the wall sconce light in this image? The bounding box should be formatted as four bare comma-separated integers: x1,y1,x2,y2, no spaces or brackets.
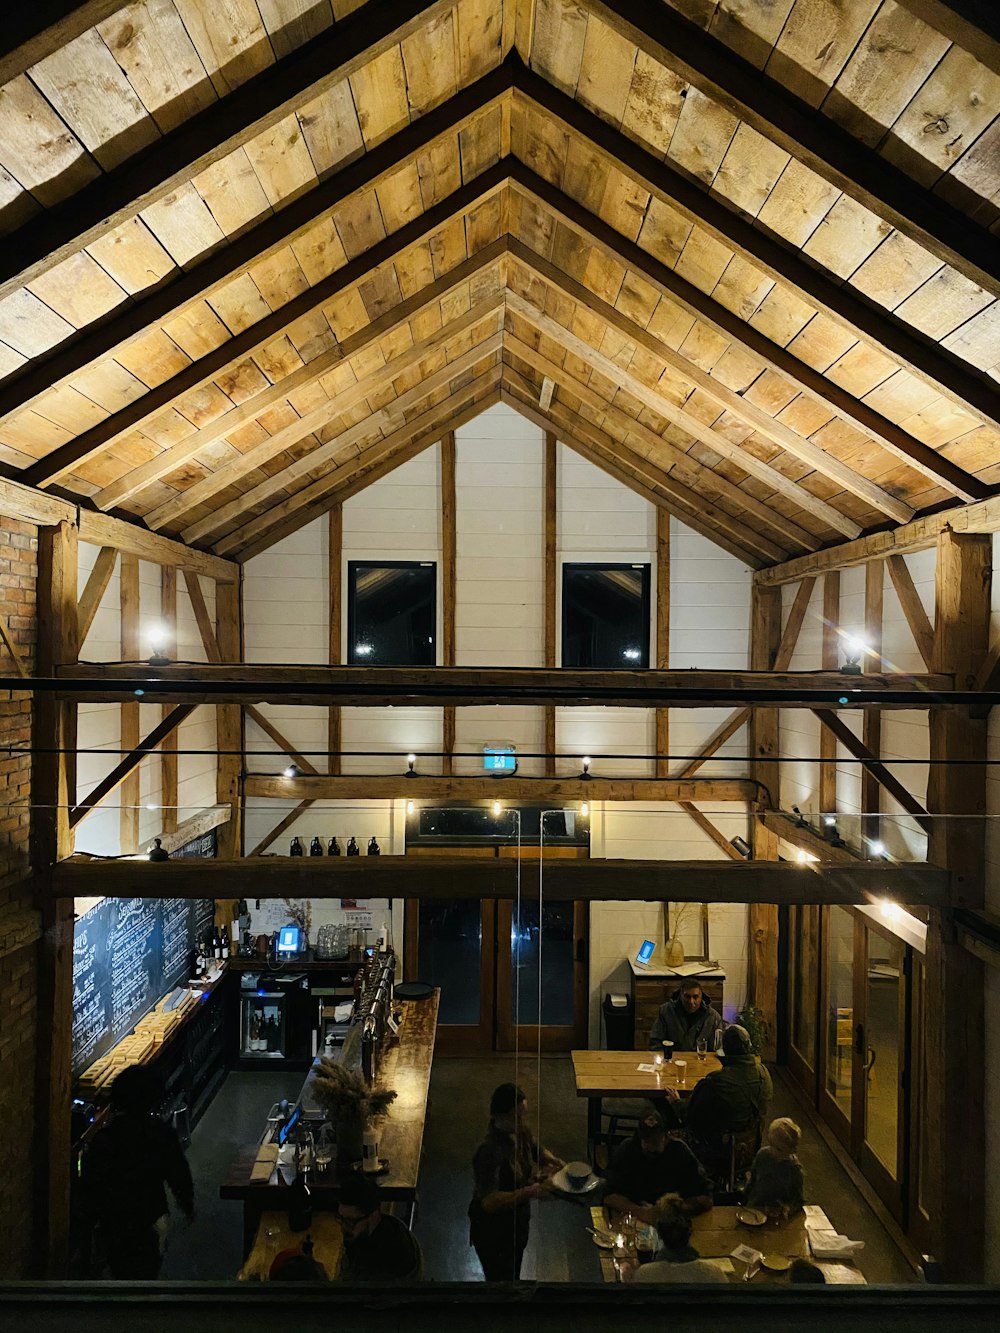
580,801,589,818
284,763,300,779
405,753,417,778
406,799,415,815
730,836,751,859
792,805,808,828
492,800,503,817
841,635,867,675
580,755,592,780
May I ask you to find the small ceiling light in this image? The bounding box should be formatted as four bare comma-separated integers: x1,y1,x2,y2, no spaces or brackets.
880,900,903,923
405,753,417,778
796,849,819,865
730,835,751,859
580,801,590,817
146,622,171,666
492,800,503,817
284,763,300,779
870,841,888,860
406,799,415,815
792,805,808,828
580,755,592,780
841,635,867,675
147,837,170,862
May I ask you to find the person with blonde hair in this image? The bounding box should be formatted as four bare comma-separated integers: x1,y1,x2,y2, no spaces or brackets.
744,1116,805,1216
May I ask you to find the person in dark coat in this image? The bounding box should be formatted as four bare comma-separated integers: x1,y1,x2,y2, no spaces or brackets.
603,1113,712,1222
468,1083,563,1281
337,1174,420,1280
82,1066,194,1278
648,980,724,1053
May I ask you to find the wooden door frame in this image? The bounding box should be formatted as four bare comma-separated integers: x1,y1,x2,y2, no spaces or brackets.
495,899,589,1053
403,897,496,1055
856,915,908,1223
818,903,855,1153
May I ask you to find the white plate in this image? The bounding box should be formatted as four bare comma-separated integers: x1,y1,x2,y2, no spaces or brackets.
591,1231,615,1249
761,1253,791,1272
549,1165,601,1194
736,1207,768,1227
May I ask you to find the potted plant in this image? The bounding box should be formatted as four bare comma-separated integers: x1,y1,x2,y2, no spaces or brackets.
310,1057,396,1170
734,1002,769,1058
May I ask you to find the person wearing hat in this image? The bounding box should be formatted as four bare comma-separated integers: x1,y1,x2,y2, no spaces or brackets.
603,1113,712,1223
664,1024,772,1178
81,1065,194,1278
337,1174,421,1280
648,978,724,1053
468,1083,564,1280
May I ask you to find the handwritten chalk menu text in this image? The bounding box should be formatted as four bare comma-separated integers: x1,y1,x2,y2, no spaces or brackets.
72,897,212,1075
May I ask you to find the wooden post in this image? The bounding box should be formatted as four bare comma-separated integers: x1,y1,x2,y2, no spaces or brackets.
328,505,342,776
31,518,78,1276
655,507,670,778
544,432,557,776
925,530,989,1280
161,566,178,834
119,554,140,854
861,561,883,850
819,571,840,817
215,578,243,859
441,433,456,776
748,584,780,1060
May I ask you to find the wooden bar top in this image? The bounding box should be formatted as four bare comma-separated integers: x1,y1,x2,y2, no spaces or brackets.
572,1048,722,1097
221,991,440,1205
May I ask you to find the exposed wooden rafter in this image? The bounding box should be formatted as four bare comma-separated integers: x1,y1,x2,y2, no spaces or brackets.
69,704,198,828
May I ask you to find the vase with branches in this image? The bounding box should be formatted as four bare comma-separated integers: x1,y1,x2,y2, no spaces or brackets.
310,1057,397,1170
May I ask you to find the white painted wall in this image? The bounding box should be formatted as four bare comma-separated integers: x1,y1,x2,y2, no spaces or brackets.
74,546,217,856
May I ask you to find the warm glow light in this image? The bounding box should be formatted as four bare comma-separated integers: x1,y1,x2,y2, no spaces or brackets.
492,800,503,817
406,800,415,815
843,634,868,659
580,801,589,817
284,764,298,779
146,621,168,652
796,849,819,864
880,899,903,922
407,753,416,766
871,841,887,858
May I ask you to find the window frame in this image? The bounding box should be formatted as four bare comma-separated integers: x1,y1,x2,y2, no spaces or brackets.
560,560,652,670
346,558,438,667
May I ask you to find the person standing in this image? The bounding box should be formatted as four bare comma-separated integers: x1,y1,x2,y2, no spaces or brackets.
648,979,724,1052
468,1083,563,1280
81,1066,194,1278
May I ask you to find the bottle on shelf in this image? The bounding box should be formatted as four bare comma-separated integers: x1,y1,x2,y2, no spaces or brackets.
328,836,341,856
287,1147,312,1232
309,836,323,856
212,927,222,960
346,837,360,856
289,835,304,856
249,1009,262,1052
367,836,380,856
220,927,230,961
265,1015,278,1052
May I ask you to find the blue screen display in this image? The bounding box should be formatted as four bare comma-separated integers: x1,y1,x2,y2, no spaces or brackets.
636,940,656,964
277,925,302,954
484,747,516,772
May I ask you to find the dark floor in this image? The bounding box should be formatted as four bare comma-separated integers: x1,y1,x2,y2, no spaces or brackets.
161,1055,917,1283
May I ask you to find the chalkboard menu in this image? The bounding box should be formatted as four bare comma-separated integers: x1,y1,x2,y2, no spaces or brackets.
72,897,214,1075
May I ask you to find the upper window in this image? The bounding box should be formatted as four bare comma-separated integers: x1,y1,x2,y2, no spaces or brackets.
347,561,436,666
561,563,650,669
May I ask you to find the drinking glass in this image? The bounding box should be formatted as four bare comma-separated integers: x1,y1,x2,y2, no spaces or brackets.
653,1052,664,1069
696,1038,707,1061
674,1059,687,1087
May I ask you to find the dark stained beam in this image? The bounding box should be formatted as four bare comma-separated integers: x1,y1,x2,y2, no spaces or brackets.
245,775,752,802
68,704,198,827
49,853,951,905
586,0,1000,300
510,164,992,500
0,1,456,301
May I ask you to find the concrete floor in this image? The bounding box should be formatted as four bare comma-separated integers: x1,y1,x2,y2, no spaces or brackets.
161,1055,917,1284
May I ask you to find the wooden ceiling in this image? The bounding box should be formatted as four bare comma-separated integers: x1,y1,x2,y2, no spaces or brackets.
0,0,997,568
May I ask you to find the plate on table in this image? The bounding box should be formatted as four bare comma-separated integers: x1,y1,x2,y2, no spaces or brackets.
590,1229,616,1249
761,1254,791,1272
736,1207,767,1227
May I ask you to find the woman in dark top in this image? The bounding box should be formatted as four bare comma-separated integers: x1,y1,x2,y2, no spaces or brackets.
468,1083,563,1281
82,1066,194,1278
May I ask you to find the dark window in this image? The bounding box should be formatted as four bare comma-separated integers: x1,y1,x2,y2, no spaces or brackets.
347,561,436,666
561,563,650,668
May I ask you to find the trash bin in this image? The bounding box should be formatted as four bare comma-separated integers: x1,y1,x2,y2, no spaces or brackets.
602,992,634,1050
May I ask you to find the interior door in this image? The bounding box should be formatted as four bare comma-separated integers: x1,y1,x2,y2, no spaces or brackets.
788,903,820,1096
403,898,495,1055
857,920,907,1219
495,898,588,1052
820,904,857,1150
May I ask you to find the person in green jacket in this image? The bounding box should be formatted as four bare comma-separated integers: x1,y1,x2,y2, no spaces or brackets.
663,1024,772,1180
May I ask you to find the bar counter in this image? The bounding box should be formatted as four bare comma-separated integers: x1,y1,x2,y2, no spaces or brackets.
221,990,439,1255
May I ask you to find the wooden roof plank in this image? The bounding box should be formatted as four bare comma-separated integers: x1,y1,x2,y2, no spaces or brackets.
584,0,1000,298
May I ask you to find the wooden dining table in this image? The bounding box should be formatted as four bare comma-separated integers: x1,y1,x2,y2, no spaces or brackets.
571,1048,722,1142
590,1203,867,1285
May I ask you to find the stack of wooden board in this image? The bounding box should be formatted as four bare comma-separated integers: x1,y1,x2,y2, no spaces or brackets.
77,990,198,1096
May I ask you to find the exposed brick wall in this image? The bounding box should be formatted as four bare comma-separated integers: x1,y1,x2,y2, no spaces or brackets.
0,516,38,1276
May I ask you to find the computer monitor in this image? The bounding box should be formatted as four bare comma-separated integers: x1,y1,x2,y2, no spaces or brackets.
635,939,656,967
277,1104,302,1146
276,925,304,957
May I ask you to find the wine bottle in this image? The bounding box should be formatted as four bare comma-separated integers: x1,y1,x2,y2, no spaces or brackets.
367,836,380,856
289,836,304,857
212,927,222,960
328,836,341,856
221,926,230,960
309,836,323,856
288,1149,312,1232
346,837,359,856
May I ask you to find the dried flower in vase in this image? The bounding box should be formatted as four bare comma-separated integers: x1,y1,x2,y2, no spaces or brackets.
310,1057,397,1124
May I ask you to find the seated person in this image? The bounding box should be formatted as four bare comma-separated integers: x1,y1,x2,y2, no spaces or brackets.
337,1175,420,1280
664,1024,772,1178
629,1202,727,1285
745,1117,805,1217
789,1258,826,1284
603,1113,712,1222
648,979,724,1053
